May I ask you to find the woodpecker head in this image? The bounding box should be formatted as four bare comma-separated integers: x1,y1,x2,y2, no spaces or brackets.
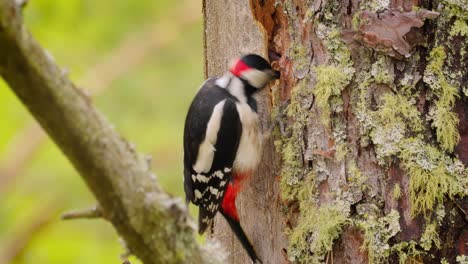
229,54,280,92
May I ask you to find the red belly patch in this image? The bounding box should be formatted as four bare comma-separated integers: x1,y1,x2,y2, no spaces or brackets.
221,170,252,221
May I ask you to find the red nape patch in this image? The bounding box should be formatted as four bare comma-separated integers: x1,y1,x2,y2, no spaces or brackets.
229,60,250,77
221,181,240,221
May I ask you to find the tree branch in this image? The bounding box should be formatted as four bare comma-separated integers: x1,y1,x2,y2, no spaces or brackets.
0,1,214,263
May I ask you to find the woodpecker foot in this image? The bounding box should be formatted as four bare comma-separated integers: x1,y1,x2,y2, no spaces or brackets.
263,112,289,143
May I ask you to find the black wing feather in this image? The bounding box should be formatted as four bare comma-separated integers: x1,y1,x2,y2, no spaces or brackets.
183,78,242,233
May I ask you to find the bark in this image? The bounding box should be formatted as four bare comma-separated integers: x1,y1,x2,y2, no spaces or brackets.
0,1,216,263
205,0,467,263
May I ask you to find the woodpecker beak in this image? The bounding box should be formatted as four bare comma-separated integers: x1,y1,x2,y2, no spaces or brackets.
273,70,281,79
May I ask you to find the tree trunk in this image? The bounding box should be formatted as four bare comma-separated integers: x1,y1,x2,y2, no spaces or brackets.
205,0,467,263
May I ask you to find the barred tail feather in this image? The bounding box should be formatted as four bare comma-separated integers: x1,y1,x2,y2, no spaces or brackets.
198,207,214,234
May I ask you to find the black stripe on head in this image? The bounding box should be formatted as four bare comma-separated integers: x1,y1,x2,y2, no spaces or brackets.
240,54,272,71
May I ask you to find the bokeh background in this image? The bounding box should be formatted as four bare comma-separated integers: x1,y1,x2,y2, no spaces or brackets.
0,0,203,263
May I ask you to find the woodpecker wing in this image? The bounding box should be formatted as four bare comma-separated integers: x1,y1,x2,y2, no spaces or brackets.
183,78,242,233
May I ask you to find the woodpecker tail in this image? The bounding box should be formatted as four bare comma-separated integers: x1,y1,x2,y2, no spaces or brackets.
220,210,262,263
198,207,214,234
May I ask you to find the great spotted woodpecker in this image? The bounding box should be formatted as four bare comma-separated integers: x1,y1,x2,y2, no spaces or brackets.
183,54,279,263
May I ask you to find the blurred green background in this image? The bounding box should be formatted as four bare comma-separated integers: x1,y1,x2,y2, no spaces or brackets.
0,0,203,263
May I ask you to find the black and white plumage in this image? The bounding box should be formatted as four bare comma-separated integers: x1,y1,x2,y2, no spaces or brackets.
183,54,279,263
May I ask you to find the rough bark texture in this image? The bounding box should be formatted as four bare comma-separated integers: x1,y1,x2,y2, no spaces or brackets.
0,1,216,263
205,0,467,263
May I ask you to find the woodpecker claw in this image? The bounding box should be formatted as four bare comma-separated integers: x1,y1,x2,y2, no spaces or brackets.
265,110,289,140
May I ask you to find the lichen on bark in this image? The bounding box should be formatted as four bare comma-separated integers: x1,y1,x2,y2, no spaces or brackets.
266,0,467,263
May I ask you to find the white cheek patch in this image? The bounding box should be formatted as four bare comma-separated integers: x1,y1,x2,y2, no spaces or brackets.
241,69,271,89
193,100,226,173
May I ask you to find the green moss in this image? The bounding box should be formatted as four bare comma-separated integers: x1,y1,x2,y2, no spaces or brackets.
278,81,310,201
399,137,463,216
378,93,424,132
312,22,355,166
443,0,468,20
276,75,356,262
334,141,348,161
369,93,423,165
279,138,303,200
313,65,352,125
393,184,402,201
423,46,460,152
352,11,363,30
290,44,309,73
366,0,390,13
356,210,401,263
347,162,361,181
430,105,460,152
420,222,441,251
354,69,374,142
457,255,468,264
370,56,393,84
347,162,368,191
321,0,341,21
450,19,468,36
288,202,350,263
391,241,425,264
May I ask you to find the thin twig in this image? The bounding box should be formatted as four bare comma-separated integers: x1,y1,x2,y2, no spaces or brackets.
61,205,102,220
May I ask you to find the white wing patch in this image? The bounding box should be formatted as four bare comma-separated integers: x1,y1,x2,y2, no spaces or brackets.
196,174,210,183
209,187,219,195
193,100,226,173
213,170,224,179
194,190,202,200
